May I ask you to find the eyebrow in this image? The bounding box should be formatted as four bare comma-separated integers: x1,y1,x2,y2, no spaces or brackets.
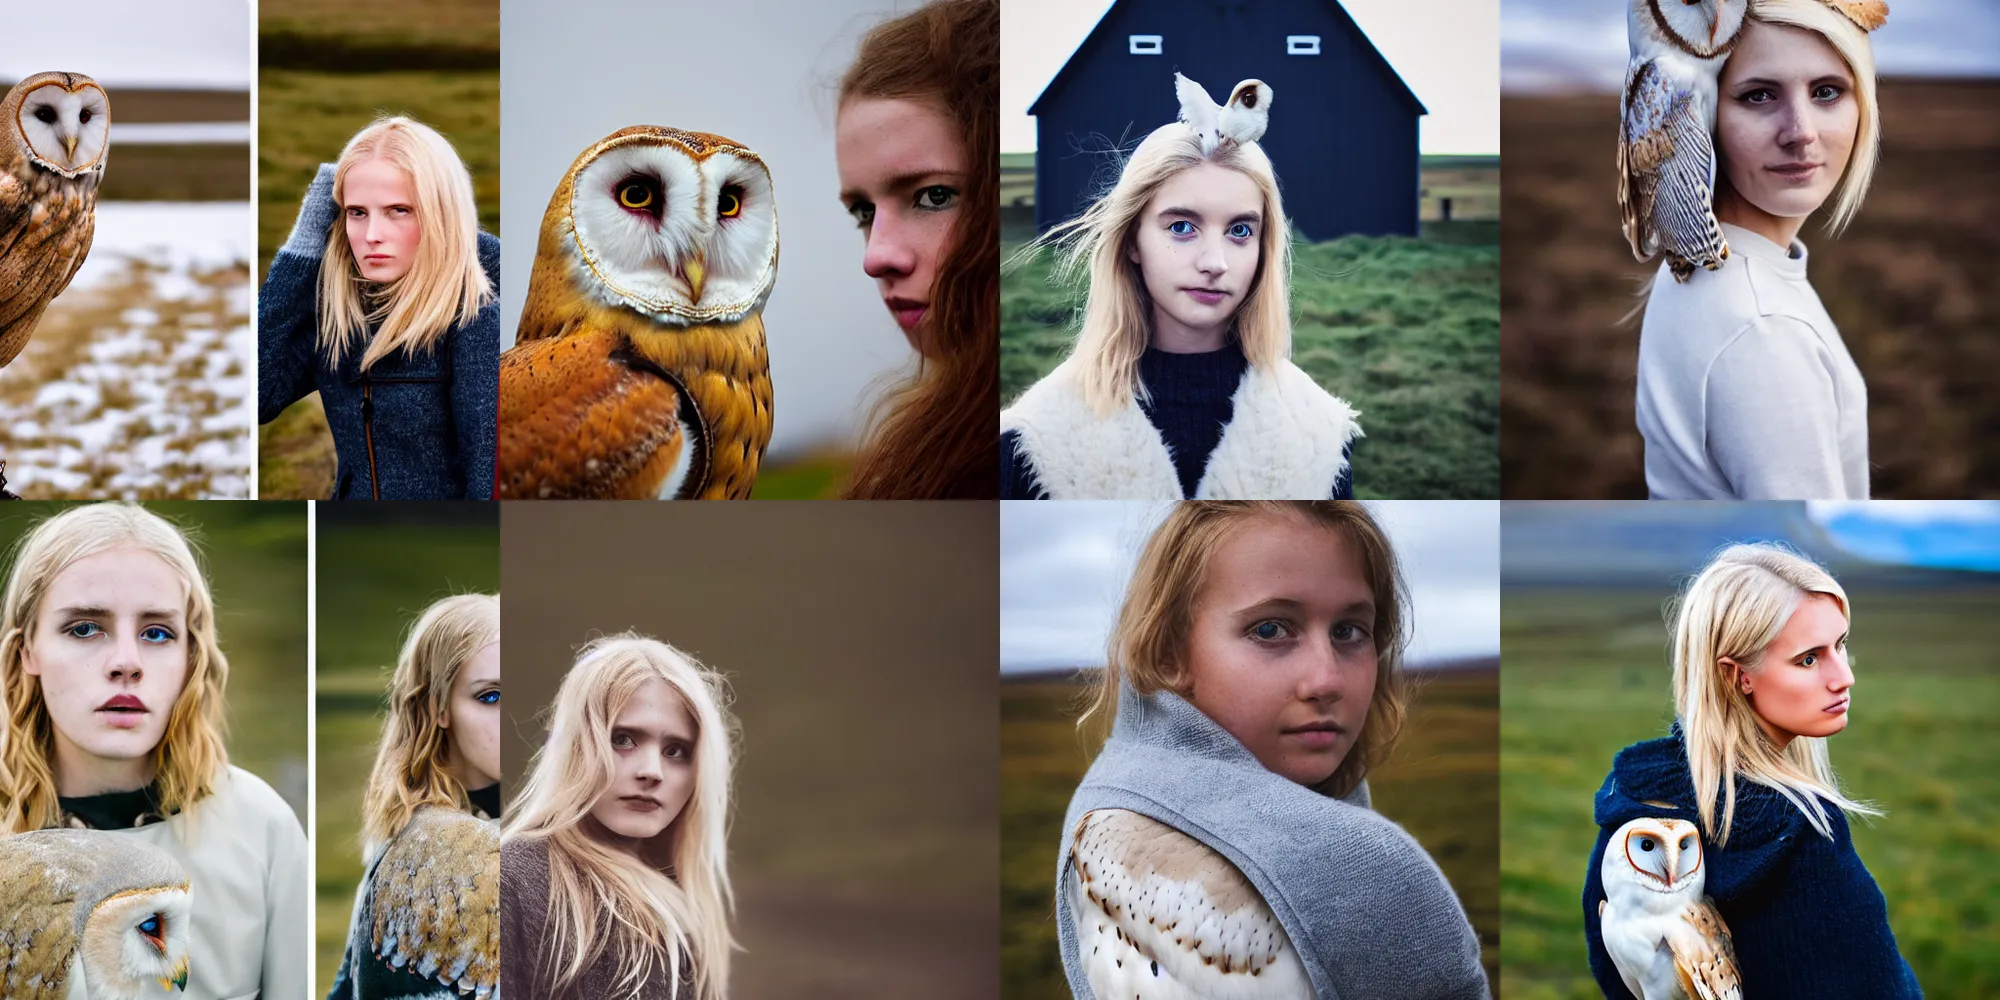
1157,207,1263,225
1232,596,1375,618
1733,73,1852,89
54,605,182,622
613,722,697,744
840,169,967,205
1787,631,1848,661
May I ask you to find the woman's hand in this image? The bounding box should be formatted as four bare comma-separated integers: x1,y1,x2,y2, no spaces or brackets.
279,162,340,259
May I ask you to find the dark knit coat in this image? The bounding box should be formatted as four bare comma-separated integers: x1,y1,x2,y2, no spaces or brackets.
1583,732,1922,999
500,836,699,1000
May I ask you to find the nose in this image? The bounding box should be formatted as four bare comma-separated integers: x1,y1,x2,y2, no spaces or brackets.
862,211,916,281
631,750,663,785
1826,647,1855,693
106,631,144,684
1195,234,1229,279
1296,635,1348,705
1776,95,1819,150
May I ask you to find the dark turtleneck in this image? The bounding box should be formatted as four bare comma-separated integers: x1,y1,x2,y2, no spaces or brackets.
59,782,169,830
1136,338,1250,498
468,782,501,821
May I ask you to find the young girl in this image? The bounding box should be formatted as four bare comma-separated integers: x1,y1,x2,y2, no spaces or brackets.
834,0,998,499
501,634,736,1000
1634,0,1884,499
1001,80,1360,500
328,593,501,999
1582,543,1919,997
259,115,499,500
1056,501,1484,998
0,502,307,998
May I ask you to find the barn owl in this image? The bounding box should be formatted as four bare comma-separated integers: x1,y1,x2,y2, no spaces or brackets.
367,806,499,998
1619,0,1748,282
0,829,191,999
0,71,108,367
497,125,777,500
1599,817,1741,1000
1067,809,1311,999
1174,73,1273,157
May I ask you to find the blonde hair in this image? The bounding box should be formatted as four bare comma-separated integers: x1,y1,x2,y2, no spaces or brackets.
1030,125,1293,416
502,634,736,1000
1084,501,1409,797
1669,542,1879,844
1725,0,1881,235
358,593,499,855
318,115,494,371
0,503,230,833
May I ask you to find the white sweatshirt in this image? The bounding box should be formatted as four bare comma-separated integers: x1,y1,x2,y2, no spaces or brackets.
1635,222,1869,499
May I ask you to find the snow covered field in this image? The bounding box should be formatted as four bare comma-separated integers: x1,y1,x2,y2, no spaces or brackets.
0,201,253,498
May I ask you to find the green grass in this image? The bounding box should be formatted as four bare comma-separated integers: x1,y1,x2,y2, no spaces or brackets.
1001,235,1499,497
313,518,499,993
1002,670,1498,999
1500,586,2000,1000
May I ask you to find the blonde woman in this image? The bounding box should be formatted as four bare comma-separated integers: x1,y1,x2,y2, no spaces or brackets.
328,593,501,999
1635,0,1886,499
1000,79,1359,500
0,502,307,998
1056,502,1485,998
1582,543,1920,997
501,634,736,1000
259,115,499,500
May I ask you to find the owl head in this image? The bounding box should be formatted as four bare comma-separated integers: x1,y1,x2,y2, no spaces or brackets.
550,126,778,326
78,881,192,997
1638,0,1751,58
3,71,111,177
1605,817,1706,896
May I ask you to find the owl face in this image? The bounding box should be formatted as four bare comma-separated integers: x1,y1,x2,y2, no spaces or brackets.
9,74,110,177
1640,0,1750,59
564,127,778,325
79,885,191,998
1610,817,1704,894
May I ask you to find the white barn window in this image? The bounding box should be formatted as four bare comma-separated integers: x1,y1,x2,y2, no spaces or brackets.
1129,34,1162,55
1287,34,1321,55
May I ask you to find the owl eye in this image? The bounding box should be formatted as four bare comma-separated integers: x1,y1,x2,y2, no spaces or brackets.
1680,835,1694,851
139,914,162,938
617,180,657,212
1638,837,1656,853
34,107,56,124
78,109,92,125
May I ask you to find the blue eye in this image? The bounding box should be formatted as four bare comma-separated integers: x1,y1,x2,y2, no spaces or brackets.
476,689,500,705
65,622,104,639
139,914,161,937
140,625,175,644
1168,220,1195,236
1249,620,1291,642
1228,222,1254,239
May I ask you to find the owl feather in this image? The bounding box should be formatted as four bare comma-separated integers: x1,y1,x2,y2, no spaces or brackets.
0,830,191,1000
0,71,108,368
369,806,499,999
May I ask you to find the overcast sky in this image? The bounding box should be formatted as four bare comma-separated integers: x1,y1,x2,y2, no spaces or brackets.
1000,501,1500,674
1505,0,2000,93
0,0,248,90
1003,0,1499,155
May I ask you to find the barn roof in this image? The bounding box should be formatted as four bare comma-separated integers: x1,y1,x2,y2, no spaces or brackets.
1028,0,1428,118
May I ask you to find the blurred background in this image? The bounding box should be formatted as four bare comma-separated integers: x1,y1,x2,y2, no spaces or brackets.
1500,0,2000,498
501,503,998,998
1500,500,2000,998
498,0,955,498
1002,0,1500,498
0,1,252,498
313,503,498,992
256,0,500,498
0,501,304,811
999,501,1499,996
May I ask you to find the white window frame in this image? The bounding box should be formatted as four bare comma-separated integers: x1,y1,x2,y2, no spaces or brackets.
1287,34,1321,55
1129,34,1163,55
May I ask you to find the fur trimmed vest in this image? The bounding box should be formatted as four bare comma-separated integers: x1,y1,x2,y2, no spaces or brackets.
999,356,1361,499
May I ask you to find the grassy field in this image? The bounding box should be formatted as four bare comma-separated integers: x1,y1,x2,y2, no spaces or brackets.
1001,232,1499,498
1501,79,2000,498
1001,668,1499,999
313,514,498,992
1500,585,2000,999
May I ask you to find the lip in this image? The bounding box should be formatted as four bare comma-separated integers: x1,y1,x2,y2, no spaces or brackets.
1183,287,1228,306
1281,720,1345,749
97,694,147,729
885,297,927,332
620,795,662,812
1823,696,1851,715
363,254,394,263
1765,162,1822,182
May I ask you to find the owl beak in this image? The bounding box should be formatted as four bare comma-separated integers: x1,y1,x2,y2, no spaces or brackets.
159,955,188,991
64,134,78,160
683,253,707,302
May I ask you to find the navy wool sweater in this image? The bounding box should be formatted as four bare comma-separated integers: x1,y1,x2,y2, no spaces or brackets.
258,167,498,499
1583,733,1921,999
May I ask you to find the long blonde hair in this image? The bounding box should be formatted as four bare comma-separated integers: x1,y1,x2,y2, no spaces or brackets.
358,593,499,855
0,503,230,833
1084,501,1409,798
502,634,736,1000
318,115,494,371
1029,124,1293,417
1670,543,1879,844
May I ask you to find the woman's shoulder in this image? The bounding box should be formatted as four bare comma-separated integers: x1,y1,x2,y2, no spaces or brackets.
204,765,300,829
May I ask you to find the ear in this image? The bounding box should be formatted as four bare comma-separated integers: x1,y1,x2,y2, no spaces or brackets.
1720,656,1751,695
19,643,37,678
436,705,451,730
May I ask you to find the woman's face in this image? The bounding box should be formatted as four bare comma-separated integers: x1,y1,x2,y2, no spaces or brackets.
1129,160,1264,349
1180,515,1379,787
1735,592,1853,747
1715,20,1859,229
343,156,422,284
835,96,967,358
444,640,500,790
24,547,192,794
589,678,697,843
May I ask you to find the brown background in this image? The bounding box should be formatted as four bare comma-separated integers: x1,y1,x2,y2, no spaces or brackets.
500,502,999,999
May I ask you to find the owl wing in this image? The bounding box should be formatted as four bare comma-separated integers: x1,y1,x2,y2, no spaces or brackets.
496,325,689,499
624,313,774,500
0,172,97,367
0,848,79,999
1619,58,1728,276
1176,73,1221,154
1667,897,1742,1000
369,807,500,999
1066,808,1312,1000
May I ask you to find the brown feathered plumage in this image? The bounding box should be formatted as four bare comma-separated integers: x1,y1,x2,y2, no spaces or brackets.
0,71,108,368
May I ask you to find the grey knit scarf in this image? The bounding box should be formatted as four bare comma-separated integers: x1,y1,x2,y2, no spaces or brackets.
1056,685,1489,999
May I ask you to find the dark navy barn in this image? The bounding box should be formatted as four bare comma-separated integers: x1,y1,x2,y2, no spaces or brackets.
1030,0,1427,240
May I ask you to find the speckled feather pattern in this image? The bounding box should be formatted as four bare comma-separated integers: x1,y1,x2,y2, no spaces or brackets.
0,108,99,366
369,806,500,999
0,830,188,999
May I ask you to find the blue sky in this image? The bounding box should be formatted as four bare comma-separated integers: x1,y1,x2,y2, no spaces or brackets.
1807,501,2000,572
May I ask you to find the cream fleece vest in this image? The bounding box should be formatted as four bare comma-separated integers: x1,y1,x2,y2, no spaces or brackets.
1000,356,1361,499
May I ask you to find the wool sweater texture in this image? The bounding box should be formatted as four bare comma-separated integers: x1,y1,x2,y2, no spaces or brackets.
1583,732,1921,999
327,792,500,999
1636,222,1869,499
1057,685,1488,999
501,835,699,1000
